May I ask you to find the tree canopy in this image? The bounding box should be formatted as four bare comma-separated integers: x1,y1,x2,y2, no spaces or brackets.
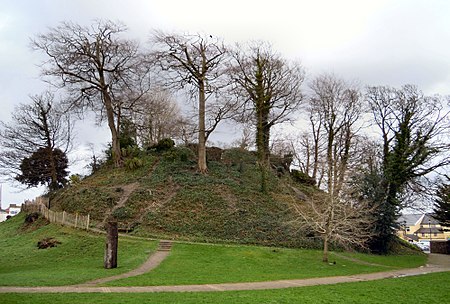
16,147,69,190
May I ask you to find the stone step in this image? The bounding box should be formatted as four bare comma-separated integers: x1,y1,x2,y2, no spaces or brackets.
157,240,173,251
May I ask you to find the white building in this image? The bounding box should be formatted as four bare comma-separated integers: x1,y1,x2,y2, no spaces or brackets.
0,204,22,223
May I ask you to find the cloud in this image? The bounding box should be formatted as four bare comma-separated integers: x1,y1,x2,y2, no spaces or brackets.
1,0,449,204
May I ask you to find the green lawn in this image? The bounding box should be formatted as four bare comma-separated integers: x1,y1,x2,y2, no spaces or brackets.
0,213,427,289
336,250,427,268
0,214,157,286
106,242,427,286
2,272,449,304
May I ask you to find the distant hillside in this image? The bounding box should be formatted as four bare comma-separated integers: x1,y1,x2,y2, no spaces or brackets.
49,146,320,248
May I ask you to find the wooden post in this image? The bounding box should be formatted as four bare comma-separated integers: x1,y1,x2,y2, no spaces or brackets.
104,222,118,269
62,211,66,225
75,213,78,228
86,214,90,230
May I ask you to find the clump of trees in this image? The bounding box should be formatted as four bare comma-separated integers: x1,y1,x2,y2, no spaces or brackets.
1,19,449,257
31,20,153,168
0,91,72,191
363,85,450,253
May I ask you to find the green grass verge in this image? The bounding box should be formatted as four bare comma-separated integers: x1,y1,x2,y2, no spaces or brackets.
336,251,427,268
0,213,426,288
3,272,449,304
0,214,157,286
106,242,426,286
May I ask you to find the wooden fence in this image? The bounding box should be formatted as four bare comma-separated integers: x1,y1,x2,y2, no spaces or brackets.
22,197,90,230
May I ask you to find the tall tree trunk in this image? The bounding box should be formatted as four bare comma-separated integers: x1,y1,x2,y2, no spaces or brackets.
335,126,352,196
326,129,335,195
322,234,329,263
255,104,271,164
48,148,58,191
311,119,321,182
256,108,265,163
255,105,270,193
40,105,58,191
198,81,208,173
103,91,122,168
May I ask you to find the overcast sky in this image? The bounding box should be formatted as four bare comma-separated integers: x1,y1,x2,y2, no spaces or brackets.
0,0,449,206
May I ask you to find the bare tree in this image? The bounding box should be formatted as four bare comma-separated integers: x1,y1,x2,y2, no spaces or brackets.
31,20,152,168
289,75,366,259
132,89,189,147
0,91,73,189
231,123,254,150
308,74,363,196
152,31,232,173
291,103,327,188
291,191,374,263
229,42,305,165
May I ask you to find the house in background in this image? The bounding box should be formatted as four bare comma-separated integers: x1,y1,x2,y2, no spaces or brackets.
397,213,449,244
0,203,22,223
6,204,21,216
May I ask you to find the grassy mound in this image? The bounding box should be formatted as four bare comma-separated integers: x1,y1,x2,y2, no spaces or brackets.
50,147,319,248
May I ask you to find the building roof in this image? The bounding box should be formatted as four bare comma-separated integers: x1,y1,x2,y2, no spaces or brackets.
398,214,422,226
415,227,442,234
419,214,440,226
404,234,419,241
398,213,440,226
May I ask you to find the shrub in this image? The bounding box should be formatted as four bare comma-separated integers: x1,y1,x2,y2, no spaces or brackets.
121,146,141,158
291,169,316,186
206,147,223,162
124,157,144,170
162,146,196,162
112,207,135,220
25,212,40,224
152,138,175,152
69,174,82,185
222,148,257,166
37,237,61,249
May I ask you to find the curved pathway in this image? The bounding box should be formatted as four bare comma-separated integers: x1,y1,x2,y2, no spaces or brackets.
74,240,173,287
0,254,448,293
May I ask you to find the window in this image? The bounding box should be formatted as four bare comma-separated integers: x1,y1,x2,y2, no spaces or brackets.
434,233,437,236
406,228,410,232
422,233,425,236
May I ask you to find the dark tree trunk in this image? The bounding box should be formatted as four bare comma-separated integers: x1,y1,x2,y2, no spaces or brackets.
322,234,329,263
198,81,208,173
104,222,118,269
103,91,122,168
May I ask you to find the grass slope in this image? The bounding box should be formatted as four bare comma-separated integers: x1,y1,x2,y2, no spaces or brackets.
106,243,426,286
0,214,157,286
50,147,318,248
1,213,426,288
3,272,449,304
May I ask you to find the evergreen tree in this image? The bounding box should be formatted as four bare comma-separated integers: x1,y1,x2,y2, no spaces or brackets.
16,147,69,191
365,85,450,253
433,182,450,227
